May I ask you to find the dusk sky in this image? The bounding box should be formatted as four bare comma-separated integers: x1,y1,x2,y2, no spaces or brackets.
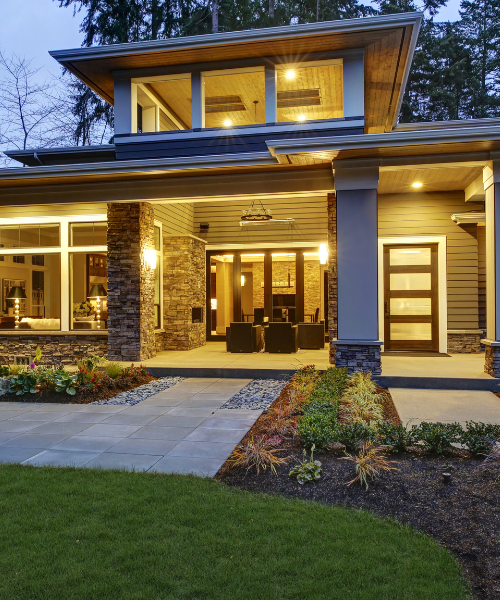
0,0,462,84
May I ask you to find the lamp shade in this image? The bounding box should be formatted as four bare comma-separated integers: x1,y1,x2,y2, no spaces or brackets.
88,284,107,298
6,286,27,300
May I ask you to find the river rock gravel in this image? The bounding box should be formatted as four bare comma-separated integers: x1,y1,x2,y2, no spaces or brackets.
92,376,185,406
221,379,288,410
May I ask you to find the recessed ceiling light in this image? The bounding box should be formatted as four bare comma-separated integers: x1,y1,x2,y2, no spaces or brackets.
297,114,306,121
412,182,423,188
285,70,296,79
223,119,232,127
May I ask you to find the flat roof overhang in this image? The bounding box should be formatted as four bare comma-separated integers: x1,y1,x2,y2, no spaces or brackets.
49,13,422,133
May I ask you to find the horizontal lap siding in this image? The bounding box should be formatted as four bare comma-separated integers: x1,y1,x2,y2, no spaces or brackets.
193,195,327,245
154,203,194,236
378,192,483,330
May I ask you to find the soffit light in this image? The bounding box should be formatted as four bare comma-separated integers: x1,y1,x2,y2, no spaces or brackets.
298,114,306,121
223,119,232,127
412,182,423,188
285,70,296,79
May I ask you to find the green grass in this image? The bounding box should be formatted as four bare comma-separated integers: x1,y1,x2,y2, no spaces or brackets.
0,465,469,600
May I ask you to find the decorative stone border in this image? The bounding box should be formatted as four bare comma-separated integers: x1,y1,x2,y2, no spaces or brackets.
92,376,185,406
221,379,288,411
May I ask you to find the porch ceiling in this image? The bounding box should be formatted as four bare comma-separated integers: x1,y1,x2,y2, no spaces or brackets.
378,166,483,195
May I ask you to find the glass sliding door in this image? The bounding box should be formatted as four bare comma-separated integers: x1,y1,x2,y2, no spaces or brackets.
209,255,234,335
271,252,296,323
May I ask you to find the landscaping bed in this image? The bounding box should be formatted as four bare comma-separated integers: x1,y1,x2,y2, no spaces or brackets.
218,366,500,600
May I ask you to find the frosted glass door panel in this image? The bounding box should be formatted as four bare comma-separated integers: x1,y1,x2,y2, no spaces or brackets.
390,323,432,340
390,247,431,266
390,272,431,290
390,298,432,315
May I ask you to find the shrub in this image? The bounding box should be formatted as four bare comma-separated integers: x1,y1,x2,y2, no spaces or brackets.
9,364,24,376
342,441,398,490
229,435,289,475
297,412,335,449
77,354,106,373
412,422,463,454
341,371,385,424
269,406,297,436
105,361,124,380
78,369,114,394
461,421,500,456
0,365,10,378
55,373,79,396
375,422,417,453
122,364,149,382
331,421,374,451
289,446,322,485
310,367,348,403
9,372,38,395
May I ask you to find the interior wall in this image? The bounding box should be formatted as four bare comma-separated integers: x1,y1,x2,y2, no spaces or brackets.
193,195,328,245
378,191,483,331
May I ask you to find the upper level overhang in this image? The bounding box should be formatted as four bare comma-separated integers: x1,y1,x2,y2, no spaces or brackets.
49,13,422,134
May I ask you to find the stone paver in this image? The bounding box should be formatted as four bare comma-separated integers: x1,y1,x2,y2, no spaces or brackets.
0,377,262,477
390,388,500,425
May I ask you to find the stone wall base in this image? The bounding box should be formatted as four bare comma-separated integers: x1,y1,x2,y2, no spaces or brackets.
484,345,500,377
447,331,482,354
0,335,108,365
332,343,382,375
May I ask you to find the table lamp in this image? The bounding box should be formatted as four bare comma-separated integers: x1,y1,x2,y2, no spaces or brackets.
88,284,107,329
6,286,27,329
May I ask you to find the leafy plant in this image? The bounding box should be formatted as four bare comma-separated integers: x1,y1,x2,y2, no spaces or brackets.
55,373,79,395
9,372,38,395
105,361,124,380
32,346,42,365
269,405,297,436
9,364,24,376
461,421,500,456
413,422,463,454
342,441,398,490
331,422,374,451
289,446,322,485
77,354,106,373
341,371,385,424
375,422,417,453
229,435,289,475
297,412,335,449
78,368,114,394
0,365,10,377
122,364,149,382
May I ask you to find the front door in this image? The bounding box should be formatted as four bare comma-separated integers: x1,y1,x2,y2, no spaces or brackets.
383,244,439,352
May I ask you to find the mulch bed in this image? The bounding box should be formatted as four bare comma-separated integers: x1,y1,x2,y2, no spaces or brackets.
218,384,500,600
0,374,156,405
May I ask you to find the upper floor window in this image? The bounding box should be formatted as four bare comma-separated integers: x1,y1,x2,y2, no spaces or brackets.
203,68,265,128
277,60,343,123
133,74,192,133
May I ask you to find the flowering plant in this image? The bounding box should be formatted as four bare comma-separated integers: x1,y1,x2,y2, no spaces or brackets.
73,301,94,317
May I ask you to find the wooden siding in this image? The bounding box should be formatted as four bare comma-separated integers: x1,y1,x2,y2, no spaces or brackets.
193,195,327,245
378,191,483,330
477,224,486,331
154,203,194,235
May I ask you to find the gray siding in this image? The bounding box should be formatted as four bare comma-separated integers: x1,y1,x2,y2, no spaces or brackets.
154,203,194,235
192,195,327,245
378,191,483,331
478,225,486,331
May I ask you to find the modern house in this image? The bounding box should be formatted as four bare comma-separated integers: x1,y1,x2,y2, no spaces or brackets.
1,12,500,376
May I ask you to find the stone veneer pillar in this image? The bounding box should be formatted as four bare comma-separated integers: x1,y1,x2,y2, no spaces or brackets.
331,162,382,375
327,193,338,364
161,235,207,351
107,202,156,361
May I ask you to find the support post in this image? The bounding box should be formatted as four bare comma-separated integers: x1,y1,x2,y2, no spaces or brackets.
265,65,277,124
482,158,500,376
331,162,381,374
113,76,133,135
342,54,364,119
191,71,205,130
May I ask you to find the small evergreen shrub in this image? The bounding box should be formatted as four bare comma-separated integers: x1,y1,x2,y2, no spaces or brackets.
412,422,463,454
297,412,335,449
331,422,374,451
375,422,417,453
461,421,500,456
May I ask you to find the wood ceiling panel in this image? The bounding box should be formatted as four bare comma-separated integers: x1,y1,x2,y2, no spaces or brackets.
149,79,192,129
379,166,483,194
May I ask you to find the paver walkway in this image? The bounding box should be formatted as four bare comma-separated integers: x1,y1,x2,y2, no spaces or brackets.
0,378,260,477
390,388,500,425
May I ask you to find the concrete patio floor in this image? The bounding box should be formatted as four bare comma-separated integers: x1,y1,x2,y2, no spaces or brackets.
0,378,260,477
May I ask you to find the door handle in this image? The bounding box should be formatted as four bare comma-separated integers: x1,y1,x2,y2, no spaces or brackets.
384,301,390,316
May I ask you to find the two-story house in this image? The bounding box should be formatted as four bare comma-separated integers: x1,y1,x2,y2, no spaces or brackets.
1,12,500,377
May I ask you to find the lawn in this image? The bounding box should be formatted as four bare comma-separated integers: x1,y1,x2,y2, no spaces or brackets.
0,465,469,600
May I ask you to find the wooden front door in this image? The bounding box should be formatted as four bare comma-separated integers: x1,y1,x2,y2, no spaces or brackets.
383,244,439,352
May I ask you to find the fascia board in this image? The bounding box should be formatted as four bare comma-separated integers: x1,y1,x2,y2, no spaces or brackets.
0,152,278,181
266,125,500,155
49,13,423,63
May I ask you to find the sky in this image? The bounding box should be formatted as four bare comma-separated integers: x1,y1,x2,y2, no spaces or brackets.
0,0,462,84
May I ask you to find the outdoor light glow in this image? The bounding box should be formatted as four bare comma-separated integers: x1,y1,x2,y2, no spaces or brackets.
319,244,328,265
285,70,296,79
145,249,157,270
223,119,232,127
211,298,217,310
412,182,423,188
298,114,306,121
241,275,246,286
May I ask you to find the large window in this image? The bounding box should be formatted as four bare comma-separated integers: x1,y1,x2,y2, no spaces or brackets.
70,253,108,330
0,253,61,330
0,224,59,248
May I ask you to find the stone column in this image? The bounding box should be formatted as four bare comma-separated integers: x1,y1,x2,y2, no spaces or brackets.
482,158,500,376
331,162,382,374
162,235,207,350
107,202,157,361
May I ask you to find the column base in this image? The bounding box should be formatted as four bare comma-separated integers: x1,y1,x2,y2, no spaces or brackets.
332,340,382,375
482,340,500,377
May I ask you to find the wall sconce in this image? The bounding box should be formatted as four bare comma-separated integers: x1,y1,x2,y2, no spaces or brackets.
241,275,246,287
6,286,27,329
144,249,157,270
319,244,328,265
211,298,217,310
